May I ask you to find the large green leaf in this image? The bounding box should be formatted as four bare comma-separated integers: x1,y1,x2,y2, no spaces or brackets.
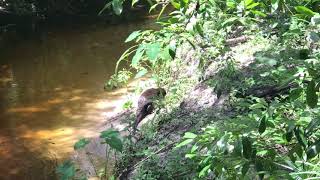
100,128,123,152
104,136,123,152
112,0,123,15
100,129,120,139
295,6,316,17
146,43,161,62
306,80,318,108
131,45,145,67
74,138,90,150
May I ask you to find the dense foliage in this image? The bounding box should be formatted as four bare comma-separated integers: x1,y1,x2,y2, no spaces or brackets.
64,0,320,179
109,0,320,179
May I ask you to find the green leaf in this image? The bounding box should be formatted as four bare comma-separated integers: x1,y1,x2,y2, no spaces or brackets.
251,10,267,17
56,161,76,180
99,2,112,15
306,80,318,108
184,132,197,139
295,6,316,17
221,17,239,27
132,0,139,6
246,2,259,10
185,153,196,158
168,42,176,59
294,127,307,148
125,31,141,43
242,137,252,159
199,164,211,177
134,69,148,79
100,129,123,152
100,129,120,139
244,0,253,6
176,139,193,148
195,22,204,37
259,115,267,134
131,45,145,67
227,0,236,9
306,118,320,135
105,136,123,152
74,138,90,150
112,0,123,15
146,43,161,61
271,0,279,13
307,140,320,159
290,88,303,101
170,0,181,9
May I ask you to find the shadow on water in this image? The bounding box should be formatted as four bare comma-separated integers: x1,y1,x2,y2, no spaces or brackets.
0,19,154,179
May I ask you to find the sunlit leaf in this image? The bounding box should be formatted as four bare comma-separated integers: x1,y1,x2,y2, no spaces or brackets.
132,0,139,6
251,10,267,17
184,132,197,139
295,6,316,17
112,0,123,15
131,45,145,67
244,0,253,6
125,31,141,43
246,2,259,9
74,138,90,150
175,139,193,148
168,42,176,59
199,164,211,177
170,0,180,9
146,43,161,61
271,0,279,13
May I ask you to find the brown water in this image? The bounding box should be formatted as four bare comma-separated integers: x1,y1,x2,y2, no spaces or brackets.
0,20,153,179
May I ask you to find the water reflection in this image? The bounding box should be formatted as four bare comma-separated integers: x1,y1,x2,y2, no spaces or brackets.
0,20,153,179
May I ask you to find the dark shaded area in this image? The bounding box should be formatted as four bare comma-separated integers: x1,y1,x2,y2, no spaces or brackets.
0,0,151,40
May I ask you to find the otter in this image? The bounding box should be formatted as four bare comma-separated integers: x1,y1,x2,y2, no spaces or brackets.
134,88,166,132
